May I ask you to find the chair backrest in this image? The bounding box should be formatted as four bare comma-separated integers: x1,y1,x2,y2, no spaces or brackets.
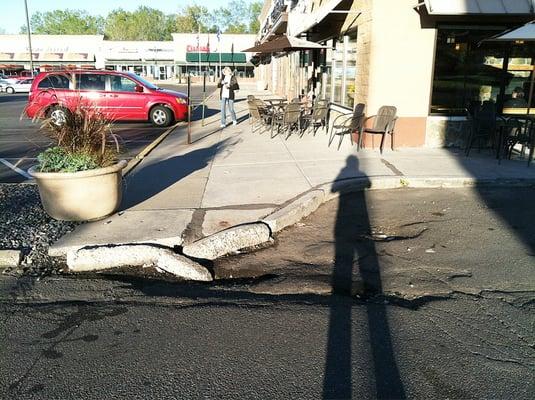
248,100,262,120
253,98,269,112
247,95,256,102
311,100,329,120
350,103,366,130
475,101,496,133
284,103,302,124
290,97,301,104
373,106,397,130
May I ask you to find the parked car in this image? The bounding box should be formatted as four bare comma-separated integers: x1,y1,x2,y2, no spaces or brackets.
26,70,188,127
0,78,11,92
4,78,34,94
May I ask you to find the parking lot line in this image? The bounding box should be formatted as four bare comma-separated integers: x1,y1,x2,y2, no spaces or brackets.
0,158,32,179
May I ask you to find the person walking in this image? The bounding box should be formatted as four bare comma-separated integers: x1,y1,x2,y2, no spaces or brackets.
218,67,239,128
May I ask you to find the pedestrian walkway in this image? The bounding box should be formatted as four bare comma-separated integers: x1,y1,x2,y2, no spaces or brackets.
50,82,535,255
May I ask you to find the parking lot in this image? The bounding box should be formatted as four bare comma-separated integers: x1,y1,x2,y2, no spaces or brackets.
0,83,215,183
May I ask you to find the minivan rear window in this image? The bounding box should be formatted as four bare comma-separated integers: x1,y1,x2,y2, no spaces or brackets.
37,74,71,89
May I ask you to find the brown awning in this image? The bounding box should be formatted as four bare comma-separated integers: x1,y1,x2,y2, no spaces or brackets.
242,35,328,54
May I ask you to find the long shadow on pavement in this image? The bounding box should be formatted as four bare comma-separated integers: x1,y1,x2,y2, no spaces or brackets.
453,148,535,255
323,155,406,399
121,138,232,210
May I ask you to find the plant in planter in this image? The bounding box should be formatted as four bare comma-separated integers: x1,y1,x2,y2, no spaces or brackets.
27,102,127,221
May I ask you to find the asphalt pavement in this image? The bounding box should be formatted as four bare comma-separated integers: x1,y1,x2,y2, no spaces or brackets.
0,84,216,183
1,186,534,399
1,288,532,399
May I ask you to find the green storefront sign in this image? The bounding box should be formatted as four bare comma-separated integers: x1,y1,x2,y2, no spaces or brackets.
185,53,247,63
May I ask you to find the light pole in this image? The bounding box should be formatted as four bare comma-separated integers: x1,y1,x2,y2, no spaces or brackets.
24,0,34,77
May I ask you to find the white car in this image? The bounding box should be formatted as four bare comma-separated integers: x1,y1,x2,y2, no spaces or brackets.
4,78,33,94
0,78,11,92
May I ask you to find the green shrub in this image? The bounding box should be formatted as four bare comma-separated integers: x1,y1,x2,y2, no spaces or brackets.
29,96,120,173
37,147,99,173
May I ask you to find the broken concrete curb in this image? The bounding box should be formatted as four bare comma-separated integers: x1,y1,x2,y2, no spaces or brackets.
182,222,271,260
262,190,325,233
0,250,22,268
67,245,212,282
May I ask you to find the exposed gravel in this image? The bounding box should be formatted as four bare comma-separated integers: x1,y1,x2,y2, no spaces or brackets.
0,183,77,277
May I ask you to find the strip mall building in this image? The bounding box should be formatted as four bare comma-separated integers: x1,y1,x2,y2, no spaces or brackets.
0,33,256,80
255,0,534,147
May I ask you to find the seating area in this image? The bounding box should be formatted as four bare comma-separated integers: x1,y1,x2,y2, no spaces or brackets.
464,100,535,167
246,95,398,153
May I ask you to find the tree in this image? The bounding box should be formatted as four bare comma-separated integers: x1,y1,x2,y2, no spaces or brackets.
248,1,263,34
20,10,104,35
104,7,171,40
172,5,212,33
210,1,263,34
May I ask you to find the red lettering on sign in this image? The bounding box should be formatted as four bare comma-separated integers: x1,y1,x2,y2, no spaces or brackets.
187,45,210,52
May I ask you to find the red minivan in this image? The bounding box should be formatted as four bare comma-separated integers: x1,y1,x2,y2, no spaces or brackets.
26,70,188,127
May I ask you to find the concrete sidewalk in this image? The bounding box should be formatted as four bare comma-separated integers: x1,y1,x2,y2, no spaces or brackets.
50,82,535,255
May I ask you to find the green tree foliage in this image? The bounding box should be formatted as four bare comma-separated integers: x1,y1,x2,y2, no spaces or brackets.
211,1,262,34
18,1,264,38
20,10,104,35
172,5,212,33
104,7,172,40
248,1,263,34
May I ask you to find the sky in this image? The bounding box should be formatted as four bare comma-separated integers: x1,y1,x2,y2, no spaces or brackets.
0,0,237,34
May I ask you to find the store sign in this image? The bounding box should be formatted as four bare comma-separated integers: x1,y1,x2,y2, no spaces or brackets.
187,45,210,53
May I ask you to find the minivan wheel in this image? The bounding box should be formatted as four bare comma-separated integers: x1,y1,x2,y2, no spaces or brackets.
6,87,14,94
150,105,173,127
48,106,69,126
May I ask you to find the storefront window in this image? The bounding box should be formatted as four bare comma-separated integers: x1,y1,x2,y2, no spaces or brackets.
503,44,533,114
323,39,333,101
345,32,357,108
332,38,344,104
431,27,535,115
322,32,358,108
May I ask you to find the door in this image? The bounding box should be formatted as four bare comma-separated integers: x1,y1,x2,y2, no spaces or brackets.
75,73,108,114
106,74,148,121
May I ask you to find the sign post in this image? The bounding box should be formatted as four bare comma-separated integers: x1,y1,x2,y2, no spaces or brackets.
187,74,191,145
217,28,222,80
197,26,201,78
202,72,206,126
24,0,34,77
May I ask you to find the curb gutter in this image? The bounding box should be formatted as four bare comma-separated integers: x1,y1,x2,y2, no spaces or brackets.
56,175,535,274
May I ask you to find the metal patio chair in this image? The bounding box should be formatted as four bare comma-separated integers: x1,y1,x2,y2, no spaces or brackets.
271,102,302,139
247,99,272,134
301,99,329,136
328,103,365,150
465,101,497,156
358,105,397,154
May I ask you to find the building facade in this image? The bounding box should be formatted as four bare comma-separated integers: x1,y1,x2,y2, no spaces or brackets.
255,0,535,148
0,33,257,81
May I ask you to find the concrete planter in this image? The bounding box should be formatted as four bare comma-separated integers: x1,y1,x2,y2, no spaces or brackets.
28,160,127,221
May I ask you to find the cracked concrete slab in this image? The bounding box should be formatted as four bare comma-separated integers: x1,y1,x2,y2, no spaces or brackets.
49,210,193,257
183,222,272,260
202,208,274,237
67,244,212,282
